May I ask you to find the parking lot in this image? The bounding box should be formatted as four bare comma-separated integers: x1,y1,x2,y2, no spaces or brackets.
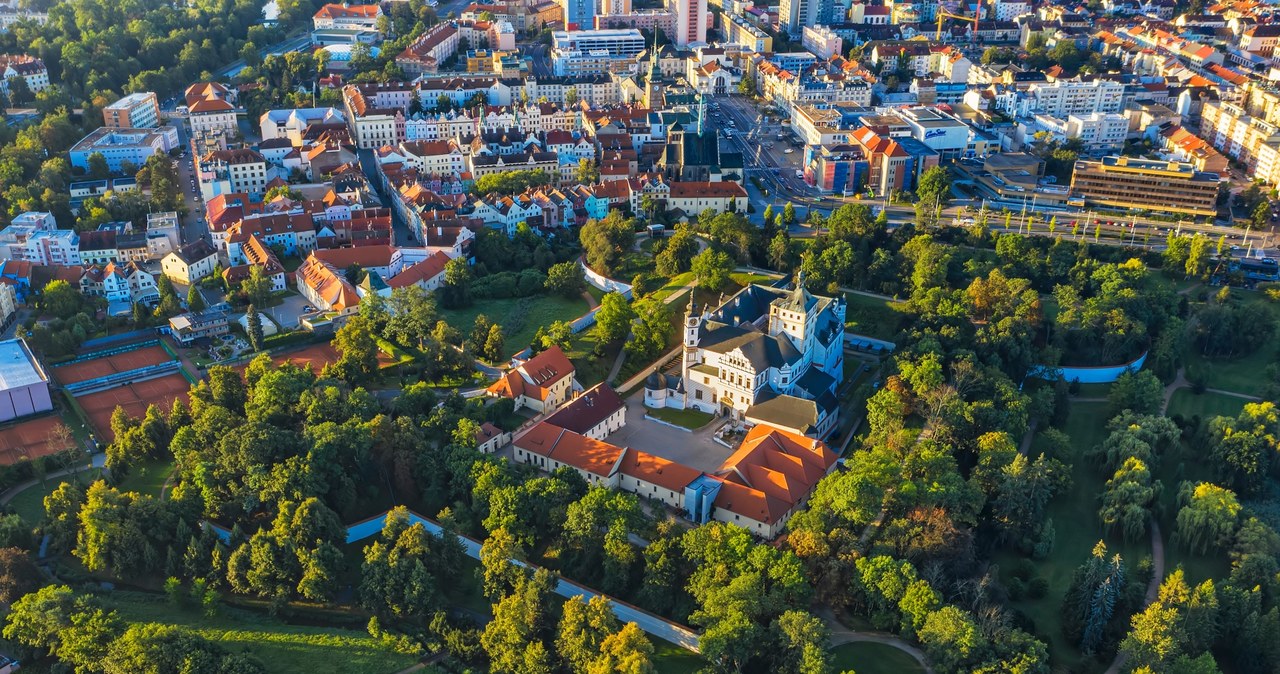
263,293,314,330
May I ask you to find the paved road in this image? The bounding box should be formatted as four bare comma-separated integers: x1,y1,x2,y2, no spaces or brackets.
0,454,107,507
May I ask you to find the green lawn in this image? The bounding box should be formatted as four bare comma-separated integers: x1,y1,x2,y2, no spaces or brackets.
843,292,907,342
728,272,776,287
994,401,1152,672
649,272,695,302
1165,389,1247,421
1184,344,1277,398
828,642,925,674
441,294,590,361
10,468,102,524
646,406,714,430
96,590,417,674
116,458,175,498
1072,382,1112,399
652,638,705,674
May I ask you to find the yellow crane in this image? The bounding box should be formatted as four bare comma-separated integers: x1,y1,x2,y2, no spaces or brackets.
935,0,986,41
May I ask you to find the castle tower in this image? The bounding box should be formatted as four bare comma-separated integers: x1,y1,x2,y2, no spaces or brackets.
682,290,701,377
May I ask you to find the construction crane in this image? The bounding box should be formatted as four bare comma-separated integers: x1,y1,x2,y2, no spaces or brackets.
935,0,986,42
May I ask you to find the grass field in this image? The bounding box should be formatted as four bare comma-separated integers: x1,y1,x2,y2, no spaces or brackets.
96,590,417,674
652,637,706,673
116,458,175,498
1165,389,1247,421
1184,344,1277,398
994,401,1152,672
843,292,907,341
441,294,589,361
828,642,925,674
9,468,102,523
646,406,714,430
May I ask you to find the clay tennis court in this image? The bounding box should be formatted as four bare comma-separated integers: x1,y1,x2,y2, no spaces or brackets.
0,415,74,465
76,374,190,442
52,345,173,386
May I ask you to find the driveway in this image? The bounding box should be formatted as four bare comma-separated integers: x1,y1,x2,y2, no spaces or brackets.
605,394,735,473
263,293,312,329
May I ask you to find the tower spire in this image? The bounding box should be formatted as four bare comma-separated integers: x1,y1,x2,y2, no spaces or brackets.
696,91,704,136
645,29,657,108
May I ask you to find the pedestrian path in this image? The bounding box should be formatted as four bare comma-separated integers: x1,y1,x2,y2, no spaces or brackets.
206,508,702,652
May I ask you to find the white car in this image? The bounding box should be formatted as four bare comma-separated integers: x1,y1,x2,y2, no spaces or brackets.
783,148,794,154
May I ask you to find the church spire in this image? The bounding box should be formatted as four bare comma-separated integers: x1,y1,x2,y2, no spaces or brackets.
645,29,657,108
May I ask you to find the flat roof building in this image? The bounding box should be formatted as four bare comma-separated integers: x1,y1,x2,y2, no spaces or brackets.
102,92,161,129
1069,156,1220,218
552,28,646,57
0,338,51,422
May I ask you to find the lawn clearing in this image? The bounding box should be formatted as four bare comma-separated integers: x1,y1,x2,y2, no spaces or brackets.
441,294,589,361
1183,340,1277,398
1166,389,1247,421
652,637,705,674
993,400,1152,671
843,292,907,341
646,406,714,430
115,458,175,498
9,468,102,524
96,590,417,674
828,642,925,674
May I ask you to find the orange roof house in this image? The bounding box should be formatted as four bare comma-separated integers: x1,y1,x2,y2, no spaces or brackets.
486,345,578,413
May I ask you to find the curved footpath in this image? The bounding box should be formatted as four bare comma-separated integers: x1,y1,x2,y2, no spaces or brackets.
816,607,934,673
0,454,106,507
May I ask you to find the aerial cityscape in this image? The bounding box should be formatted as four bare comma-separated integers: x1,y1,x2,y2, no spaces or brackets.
0,0,1271,670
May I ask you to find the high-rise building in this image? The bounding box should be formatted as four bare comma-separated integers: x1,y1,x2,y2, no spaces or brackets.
103,92,161,129
779,0,831,36
671,0,708,45
558,0,595,30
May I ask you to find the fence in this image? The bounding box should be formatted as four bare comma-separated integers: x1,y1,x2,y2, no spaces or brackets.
59,338,162,366
63,360,182,395
580,259,633,299
77,328,159,352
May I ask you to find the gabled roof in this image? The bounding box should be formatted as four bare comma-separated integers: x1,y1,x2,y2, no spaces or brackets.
618,448,703,492
544,383,624,435
514,423,624,478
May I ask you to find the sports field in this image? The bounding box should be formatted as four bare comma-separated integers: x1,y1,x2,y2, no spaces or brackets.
0,415,73,465
51,345,172,386
76,374,189,442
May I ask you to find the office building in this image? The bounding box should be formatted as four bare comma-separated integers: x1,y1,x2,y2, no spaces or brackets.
559,0,596,30
103,92,160,129
551,29,646,57
1069,156,1220,217
69,127,180,172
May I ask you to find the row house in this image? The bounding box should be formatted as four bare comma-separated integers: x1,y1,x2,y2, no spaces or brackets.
76,228,149,266
465,192,544,232
398,139,468,175
469,150,559,183
224,212,318,262
78,262,158,305
316,207,393,248
343,82,417,148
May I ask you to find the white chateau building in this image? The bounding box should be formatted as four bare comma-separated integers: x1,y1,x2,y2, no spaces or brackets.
645,278,846,439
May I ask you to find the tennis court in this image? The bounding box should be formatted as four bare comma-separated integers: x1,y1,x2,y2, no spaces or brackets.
52,345,172,386
0,416,73,465
77,374,190,442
